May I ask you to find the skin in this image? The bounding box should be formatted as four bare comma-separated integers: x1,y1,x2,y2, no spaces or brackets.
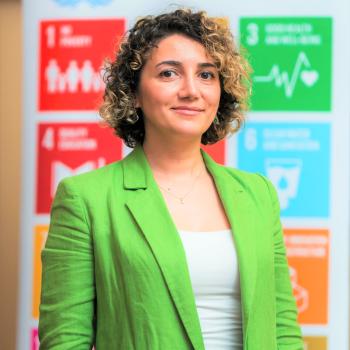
135,33,221,148
135,33,230,231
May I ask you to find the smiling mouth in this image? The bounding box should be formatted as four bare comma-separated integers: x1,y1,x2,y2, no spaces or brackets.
171,107,204,116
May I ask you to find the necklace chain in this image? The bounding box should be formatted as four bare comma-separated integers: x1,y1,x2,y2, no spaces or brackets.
157,167,205,204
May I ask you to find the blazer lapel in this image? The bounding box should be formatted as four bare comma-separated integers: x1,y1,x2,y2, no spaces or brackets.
201,150,257,344
122,146,205,350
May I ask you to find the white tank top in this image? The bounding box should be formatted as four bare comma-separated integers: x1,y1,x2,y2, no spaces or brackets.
178,229,243,350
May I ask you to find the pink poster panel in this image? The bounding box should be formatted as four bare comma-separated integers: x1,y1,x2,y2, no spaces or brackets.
31,328,39,350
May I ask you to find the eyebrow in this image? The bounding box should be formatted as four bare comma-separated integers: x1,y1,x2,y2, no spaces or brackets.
155,60,217,69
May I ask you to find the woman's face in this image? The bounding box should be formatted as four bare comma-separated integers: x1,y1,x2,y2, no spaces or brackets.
135,34,221,143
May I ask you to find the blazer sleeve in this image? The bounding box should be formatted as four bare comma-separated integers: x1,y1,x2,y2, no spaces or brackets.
263,176,304,350
39,177,95,350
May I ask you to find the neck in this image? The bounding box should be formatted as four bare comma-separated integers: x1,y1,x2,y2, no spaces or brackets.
142,135,205,180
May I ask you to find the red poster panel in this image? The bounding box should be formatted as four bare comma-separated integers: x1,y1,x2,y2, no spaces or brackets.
284,229,329,325
36,122,123,214
202,139,226,164
39,19,125,111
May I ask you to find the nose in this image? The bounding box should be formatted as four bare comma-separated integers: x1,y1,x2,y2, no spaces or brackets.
178,74,200,100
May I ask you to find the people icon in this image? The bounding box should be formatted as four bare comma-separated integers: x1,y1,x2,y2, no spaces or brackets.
81,60,94,92
66,60,80,93
45,59,60,93
45,59,105,94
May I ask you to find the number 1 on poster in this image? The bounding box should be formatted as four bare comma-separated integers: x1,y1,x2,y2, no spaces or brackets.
45,25,56,48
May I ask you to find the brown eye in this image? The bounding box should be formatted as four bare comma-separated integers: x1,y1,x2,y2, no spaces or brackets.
200,71,215,80
160,70,177,78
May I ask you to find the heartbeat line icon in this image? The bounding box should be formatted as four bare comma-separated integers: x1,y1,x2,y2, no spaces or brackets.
253,52,319,98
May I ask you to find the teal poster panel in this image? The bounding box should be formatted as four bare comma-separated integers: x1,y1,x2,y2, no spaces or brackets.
237,122,330,217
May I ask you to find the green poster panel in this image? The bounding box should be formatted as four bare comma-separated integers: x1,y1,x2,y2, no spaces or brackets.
240,17,332,111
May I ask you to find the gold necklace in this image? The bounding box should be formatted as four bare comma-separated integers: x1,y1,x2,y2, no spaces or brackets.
157,167,205,204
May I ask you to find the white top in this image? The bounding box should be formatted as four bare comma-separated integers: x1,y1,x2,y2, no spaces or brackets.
178,229,243,350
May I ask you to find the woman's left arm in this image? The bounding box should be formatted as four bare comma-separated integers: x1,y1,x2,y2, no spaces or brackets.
264,177,304,350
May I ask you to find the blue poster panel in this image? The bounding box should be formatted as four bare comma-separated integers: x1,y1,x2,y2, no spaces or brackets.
237,122,330,217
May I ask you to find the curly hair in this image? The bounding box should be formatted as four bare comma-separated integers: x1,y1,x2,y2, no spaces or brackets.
99,8,251,148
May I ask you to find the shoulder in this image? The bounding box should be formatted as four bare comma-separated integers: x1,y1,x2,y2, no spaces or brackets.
220,165,279,207
222,165,273,191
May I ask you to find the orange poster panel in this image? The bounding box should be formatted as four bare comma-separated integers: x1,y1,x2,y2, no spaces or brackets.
303,336,327,350
284,229,329,325
32,225,49,319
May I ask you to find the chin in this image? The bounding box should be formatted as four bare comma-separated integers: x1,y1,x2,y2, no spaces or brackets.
172,128,207,139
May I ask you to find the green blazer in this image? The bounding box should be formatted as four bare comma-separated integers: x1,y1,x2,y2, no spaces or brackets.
39,145,303,350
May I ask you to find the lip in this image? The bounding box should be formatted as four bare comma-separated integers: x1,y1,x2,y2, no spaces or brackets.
171,106,204,116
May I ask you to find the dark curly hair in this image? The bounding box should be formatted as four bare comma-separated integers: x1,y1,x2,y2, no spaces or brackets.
99,8,251,148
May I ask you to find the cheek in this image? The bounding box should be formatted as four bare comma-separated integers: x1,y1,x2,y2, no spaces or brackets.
205,87,221,109
140,83,175,107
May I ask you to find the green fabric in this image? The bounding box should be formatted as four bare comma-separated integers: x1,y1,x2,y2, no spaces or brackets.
39,145,303,350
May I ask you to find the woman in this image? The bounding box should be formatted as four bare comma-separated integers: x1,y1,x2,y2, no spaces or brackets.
39,8,303,350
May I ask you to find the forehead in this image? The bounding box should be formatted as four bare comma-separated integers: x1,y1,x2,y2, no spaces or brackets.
146,34,214,64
